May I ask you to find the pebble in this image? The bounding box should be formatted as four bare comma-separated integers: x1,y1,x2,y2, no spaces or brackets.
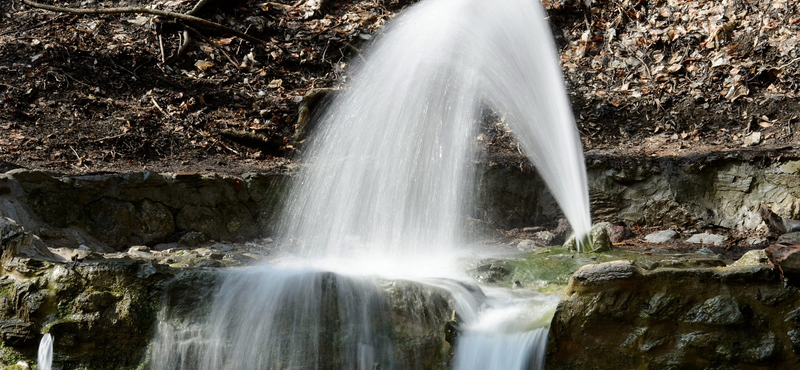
696,247,716,255
686,233,726,246
644,230,678,244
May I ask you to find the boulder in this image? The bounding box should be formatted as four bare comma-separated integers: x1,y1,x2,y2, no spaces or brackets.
644,229,678,243
547,252,799,370
564,223,612,252
765,243,800,284
685,232,727,246
0,258,173,369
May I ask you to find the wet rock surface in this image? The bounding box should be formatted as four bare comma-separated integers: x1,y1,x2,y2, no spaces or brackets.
1,154,799,368
0,255,171,369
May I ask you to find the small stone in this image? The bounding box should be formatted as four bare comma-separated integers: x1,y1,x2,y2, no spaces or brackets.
644,230,678,243
517,239,541,251
563,223,613,252
729,249,769,268
552,218,572,245
745,236,768,246
742,131,761,147
686,233,727,246
606,224,633,243
589,225,613,252
129,245,150,253
572,260,638,284
195,247,225,260
532,230,555,245
696,247,715,255
178,231,208,248
127,247,153,259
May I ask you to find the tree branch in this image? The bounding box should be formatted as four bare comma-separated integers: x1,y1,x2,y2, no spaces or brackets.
22,0,268,46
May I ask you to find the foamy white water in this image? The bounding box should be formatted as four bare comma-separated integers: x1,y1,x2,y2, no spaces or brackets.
452,289,558,370
149,266,487,370
150,0,589,368
280,0,591,265
38,333,53,370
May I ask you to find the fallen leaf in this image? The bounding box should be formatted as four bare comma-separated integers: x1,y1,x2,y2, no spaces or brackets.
194,60,214,71
216,37,236,45
742,131,761,147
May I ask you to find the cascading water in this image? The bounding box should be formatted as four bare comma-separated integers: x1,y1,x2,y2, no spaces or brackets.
451,290,558,370
38,333,53,370
280,0,591,264
150,0,590,369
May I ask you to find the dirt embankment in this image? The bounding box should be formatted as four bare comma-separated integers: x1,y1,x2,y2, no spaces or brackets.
1,0,799,175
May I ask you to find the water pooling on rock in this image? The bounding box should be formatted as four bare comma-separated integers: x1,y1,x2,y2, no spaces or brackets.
149,0,590,368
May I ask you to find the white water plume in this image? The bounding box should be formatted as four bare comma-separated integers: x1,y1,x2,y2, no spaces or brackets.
150,0,589,369
38,333,53,370
280,0,591,262
452,289,558,370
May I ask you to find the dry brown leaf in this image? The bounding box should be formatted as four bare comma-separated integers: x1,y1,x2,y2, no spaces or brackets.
195,60,214,71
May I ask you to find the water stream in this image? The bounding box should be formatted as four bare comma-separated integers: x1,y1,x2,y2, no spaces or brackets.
150,0,589,368
38,333,53,370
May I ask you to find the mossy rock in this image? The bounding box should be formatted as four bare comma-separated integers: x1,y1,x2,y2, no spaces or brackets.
563,222,613,252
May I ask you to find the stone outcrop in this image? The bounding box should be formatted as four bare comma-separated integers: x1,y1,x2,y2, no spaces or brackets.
546,250,800,370
0,169,290,251
0,221,459,370
476,151,800,231
3,151,800,253
0,253,173,368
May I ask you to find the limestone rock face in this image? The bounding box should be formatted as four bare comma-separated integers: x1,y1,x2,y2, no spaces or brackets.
477,155,800,232
546,253,800,369
0,257,172,369
149,271,459,370
0,170,290,251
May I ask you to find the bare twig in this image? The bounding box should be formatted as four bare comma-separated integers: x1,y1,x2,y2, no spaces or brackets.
90,132,129,143
158,33,166,64
22,0,268,45
150,96,170,117
171,0,220,62
184,24,240,69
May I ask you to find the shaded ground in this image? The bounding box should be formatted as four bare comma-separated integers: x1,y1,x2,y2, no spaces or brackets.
2,0,800,255
1,0,409,174
2,0,799,175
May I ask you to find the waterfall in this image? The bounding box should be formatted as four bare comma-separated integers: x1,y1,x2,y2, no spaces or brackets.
149,266,486,370
279,0,591,266
38,333,53,370
452,289,558,370
150,0,589,368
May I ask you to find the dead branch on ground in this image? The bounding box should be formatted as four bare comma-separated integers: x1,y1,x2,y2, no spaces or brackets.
22,0,268,46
